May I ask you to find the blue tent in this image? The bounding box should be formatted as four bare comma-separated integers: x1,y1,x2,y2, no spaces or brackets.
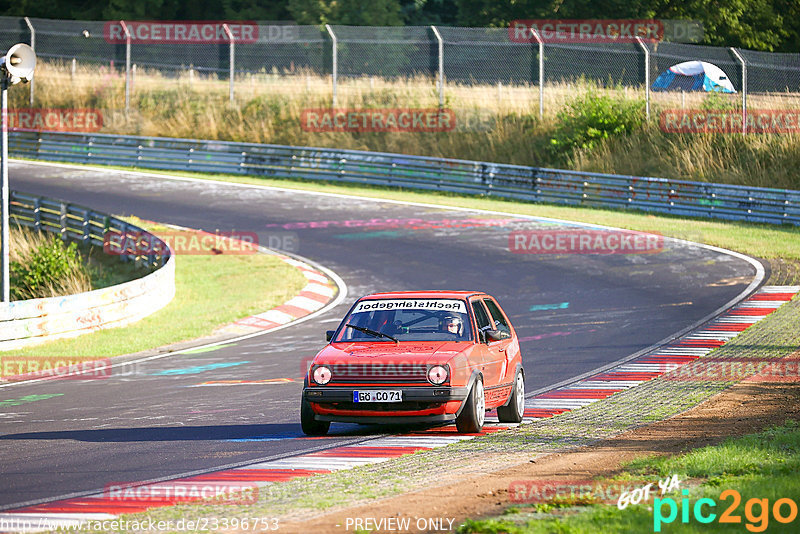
652,61,736,93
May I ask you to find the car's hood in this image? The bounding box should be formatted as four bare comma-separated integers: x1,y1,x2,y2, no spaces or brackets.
315,341,469,365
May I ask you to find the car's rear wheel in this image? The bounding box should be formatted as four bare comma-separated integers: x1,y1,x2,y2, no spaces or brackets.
497,370,525,423
455,377,485,433
301,398,330,436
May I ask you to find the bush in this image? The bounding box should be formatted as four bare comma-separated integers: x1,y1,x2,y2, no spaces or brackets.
549,89,645,159
10,232,91,300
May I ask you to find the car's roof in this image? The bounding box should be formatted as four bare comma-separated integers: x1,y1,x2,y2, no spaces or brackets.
359,290,487,300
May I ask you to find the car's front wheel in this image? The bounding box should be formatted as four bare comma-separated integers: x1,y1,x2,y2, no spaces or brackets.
455,377,485,433
497,370,525,423
301,398,330,436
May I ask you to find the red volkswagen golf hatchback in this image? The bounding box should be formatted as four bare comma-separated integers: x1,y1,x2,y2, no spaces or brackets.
301,291,525,435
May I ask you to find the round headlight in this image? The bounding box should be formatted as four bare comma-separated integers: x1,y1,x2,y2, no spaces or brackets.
312,365,332,385
427,365,448,385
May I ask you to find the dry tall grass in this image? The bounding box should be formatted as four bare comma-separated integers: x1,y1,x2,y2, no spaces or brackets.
10,61,800,190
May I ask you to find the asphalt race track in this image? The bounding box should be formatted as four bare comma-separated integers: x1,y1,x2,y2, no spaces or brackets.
0,161,761,509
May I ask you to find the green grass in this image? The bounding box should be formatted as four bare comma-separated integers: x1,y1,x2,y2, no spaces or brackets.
624,421,800,479
457,421,800,533
0,218,308,363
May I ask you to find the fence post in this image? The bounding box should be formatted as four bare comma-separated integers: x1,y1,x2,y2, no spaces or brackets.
24,17,34,106
119,20,131,112
431,25,444,107
223,24,235,104
731,48,747,135
325,24,337,107
635,37,650,121
530,28,544,119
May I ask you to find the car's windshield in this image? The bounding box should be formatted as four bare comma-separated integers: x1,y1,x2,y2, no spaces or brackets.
335,298,472,342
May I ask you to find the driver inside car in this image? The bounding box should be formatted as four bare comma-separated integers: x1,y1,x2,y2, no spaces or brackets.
441,313,466,340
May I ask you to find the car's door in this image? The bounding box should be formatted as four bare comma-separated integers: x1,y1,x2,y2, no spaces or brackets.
483,297,515,385
469,298,504,389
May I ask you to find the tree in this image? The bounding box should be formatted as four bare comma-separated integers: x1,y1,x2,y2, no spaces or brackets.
400,0,458,25
331,0,403,26
286,0,330,24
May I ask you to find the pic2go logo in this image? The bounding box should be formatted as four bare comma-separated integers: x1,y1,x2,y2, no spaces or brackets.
654,489,798,532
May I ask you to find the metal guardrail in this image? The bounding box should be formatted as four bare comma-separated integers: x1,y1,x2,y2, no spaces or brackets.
1,191,174,350
9,130,800,226
10,191,170,269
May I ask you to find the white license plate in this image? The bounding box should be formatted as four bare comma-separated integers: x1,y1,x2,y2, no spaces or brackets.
353,390,402,403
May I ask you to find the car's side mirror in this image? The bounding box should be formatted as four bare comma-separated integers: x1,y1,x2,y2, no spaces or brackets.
485,329,502,342
326,330,335,342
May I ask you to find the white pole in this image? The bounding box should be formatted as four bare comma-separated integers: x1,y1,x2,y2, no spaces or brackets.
325,24,337,107
635,37,650,120
731,48,747,134
223,24,235,104
530,28,543,119
120,21,131,112
1,77,8,302
24,17,34,106
431,25,444,107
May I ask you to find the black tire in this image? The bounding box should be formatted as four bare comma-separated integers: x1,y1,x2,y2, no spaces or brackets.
497,370,525,423
301,398,330,436
455,377,485,433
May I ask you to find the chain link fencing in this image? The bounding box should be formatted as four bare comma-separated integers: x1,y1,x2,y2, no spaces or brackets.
0,16,799,123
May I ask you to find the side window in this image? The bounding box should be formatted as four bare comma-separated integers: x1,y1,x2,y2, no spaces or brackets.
471,300,492,341
484,298,511,335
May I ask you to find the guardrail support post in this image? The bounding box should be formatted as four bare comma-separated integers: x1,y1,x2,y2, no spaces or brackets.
120,21,131,112
530,29,544,119
33,197,41,230
635,37,650,121
431,25,444,107
223,23,235,104
731,48,747,134
24,17,34,106
59,203,68,242
325,24,338,107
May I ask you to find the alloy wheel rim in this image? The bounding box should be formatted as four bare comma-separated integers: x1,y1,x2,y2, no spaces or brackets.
515,373,525,418
476,381,485,427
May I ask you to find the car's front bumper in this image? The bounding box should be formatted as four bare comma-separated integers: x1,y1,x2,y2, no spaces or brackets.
303,385,469,424
304,385,468,403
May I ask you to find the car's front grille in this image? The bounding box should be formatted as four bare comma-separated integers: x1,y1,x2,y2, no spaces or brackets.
327,363,429,384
